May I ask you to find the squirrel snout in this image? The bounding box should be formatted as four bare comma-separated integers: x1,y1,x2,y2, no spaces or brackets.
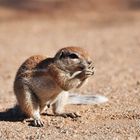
87,60,92,65
79,65,86,70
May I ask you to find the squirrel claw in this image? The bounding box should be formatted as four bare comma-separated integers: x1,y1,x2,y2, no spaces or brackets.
60,112,81,118
32,119,44,127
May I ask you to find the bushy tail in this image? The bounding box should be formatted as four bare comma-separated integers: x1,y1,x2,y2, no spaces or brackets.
67,94,108,105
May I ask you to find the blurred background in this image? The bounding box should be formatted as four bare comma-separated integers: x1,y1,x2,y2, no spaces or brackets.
0,0,140,20
0,0,140,17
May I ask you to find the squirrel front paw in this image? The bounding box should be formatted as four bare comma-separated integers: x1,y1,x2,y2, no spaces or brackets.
83,62,94,76
87,62,94,74
77,65,94,81
30,119,44,127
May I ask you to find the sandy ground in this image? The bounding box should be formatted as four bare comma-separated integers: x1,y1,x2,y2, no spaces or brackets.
0,2,140,139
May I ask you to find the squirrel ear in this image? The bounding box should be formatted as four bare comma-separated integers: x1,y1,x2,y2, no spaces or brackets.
59,50,65,59
55,50,66,59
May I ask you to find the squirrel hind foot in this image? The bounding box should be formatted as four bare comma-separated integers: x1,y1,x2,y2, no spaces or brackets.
55,112,81,118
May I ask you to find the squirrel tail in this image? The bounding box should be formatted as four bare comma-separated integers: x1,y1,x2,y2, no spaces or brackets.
67,94,108,105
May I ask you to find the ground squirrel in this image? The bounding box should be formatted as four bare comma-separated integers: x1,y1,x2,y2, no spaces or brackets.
14,46,108,127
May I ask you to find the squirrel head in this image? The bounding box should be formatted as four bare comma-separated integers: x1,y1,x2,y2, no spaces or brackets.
54,46,94,73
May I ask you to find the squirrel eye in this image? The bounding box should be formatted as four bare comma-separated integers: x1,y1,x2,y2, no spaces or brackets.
68,53,79,59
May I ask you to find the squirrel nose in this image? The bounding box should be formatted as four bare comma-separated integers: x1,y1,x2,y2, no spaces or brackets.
87,61,92,65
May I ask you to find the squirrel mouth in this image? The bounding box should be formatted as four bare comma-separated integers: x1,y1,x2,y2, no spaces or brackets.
78,65,86,70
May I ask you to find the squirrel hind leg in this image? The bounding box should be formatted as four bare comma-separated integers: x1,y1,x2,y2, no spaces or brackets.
14,85,43,127
52,91,81,118
52,91,68,115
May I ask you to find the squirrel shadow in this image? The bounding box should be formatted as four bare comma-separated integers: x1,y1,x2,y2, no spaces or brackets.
0,105,53,127
0,105,26,122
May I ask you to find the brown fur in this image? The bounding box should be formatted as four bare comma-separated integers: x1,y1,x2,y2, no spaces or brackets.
14,46,94,127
